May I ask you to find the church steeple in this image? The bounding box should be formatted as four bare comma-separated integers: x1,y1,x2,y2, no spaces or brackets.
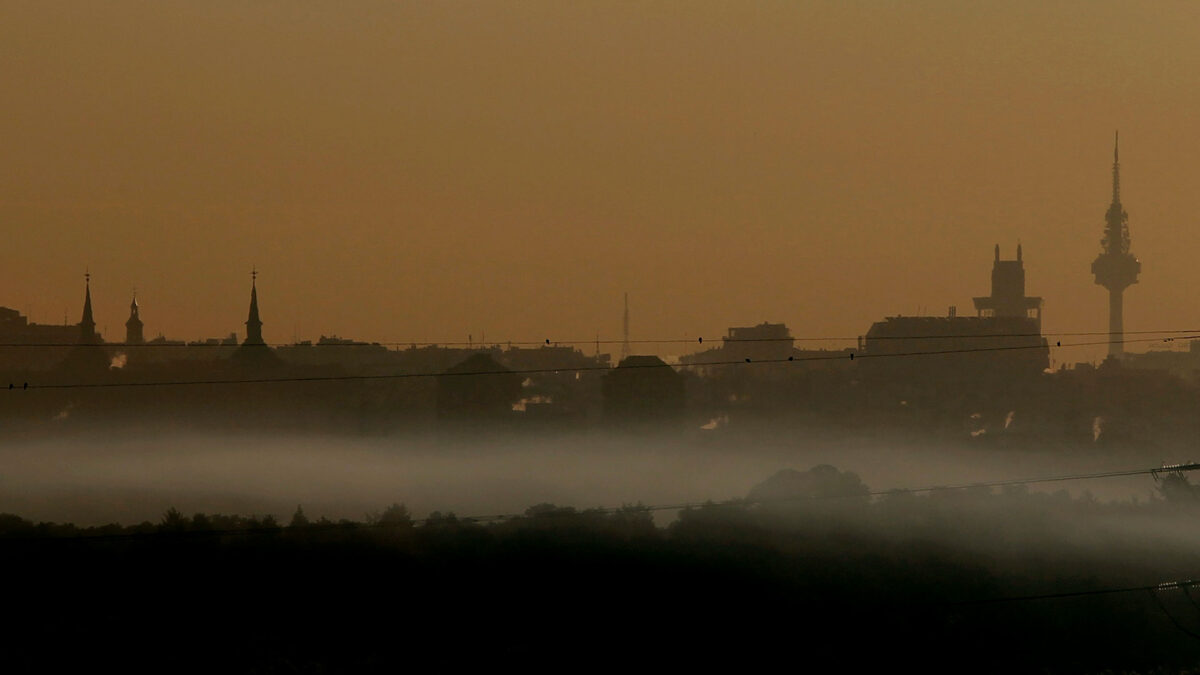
125,291,144,345
79,271,98,344
244,268,264,346
231,268,280,368
58,270,109,373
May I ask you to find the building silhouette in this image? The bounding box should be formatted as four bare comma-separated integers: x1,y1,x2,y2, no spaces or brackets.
78,273,99,345
0,307,79,371
232,270,280,366
861,246,1049,388
722,322,794,363
602,355,685,425
244,270,264,346
860,314,1048,381
59,273,109,373
436,352,522,420
680,322,795,365
973,244,1043,325
1091,132,1141,358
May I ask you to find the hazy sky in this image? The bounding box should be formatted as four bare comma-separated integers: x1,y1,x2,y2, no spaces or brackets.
2,1,1198,363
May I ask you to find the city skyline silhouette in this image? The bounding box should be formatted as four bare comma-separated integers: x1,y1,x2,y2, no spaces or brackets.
3,3,1198,367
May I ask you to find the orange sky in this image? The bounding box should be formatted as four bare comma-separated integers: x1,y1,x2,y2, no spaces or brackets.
2,1,1199,364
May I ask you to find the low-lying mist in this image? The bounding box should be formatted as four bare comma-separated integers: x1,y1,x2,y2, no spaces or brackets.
7,430,1200,672
0,426,1175,527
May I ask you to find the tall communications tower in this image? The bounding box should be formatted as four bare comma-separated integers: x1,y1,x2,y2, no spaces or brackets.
1091,132,1141,358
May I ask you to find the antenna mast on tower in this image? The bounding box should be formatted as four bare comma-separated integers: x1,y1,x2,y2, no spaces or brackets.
621,293,630,360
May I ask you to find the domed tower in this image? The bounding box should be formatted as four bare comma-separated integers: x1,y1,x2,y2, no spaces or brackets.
1091,132,1141,358
125,292,144,345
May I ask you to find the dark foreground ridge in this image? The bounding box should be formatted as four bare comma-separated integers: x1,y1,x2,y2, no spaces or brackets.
7,466,1200,672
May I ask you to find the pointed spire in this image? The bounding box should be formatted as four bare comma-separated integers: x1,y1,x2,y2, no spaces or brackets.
79,270,97,343
125,289,144,344
244,268,264,345
621,292,630,360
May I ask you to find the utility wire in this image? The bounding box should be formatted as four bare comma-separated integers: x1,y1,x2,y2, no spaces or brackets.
954,579,1200,607
1179,585,1200,617
0,327,1197,348
1148,590,1200,642
2,333,1187,392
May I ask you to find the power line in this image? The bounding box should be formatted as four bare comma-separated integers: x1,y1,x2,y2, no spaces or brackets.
1147,589,1200,642
2,333,1186,392
955,579,1200,606
955,579,1200,643
1180,585,1200,615
0,328,1196,349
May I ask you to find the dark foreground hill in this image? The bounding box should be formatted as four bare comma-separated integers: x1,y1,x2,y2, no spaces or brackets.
5,474,1200,673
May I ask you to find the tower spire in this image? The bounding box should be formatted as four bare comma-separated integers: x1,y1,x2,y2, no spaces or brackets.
244,268,264,346
1101,131,1130,256
125,289,144,345
79,270,97,344
1092,132,1140,359
621,293,630,360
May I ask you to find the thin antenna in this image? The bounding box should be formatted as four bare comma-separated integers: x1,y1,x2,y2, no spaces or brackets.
621,293,630,360
1112,130,1121,204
